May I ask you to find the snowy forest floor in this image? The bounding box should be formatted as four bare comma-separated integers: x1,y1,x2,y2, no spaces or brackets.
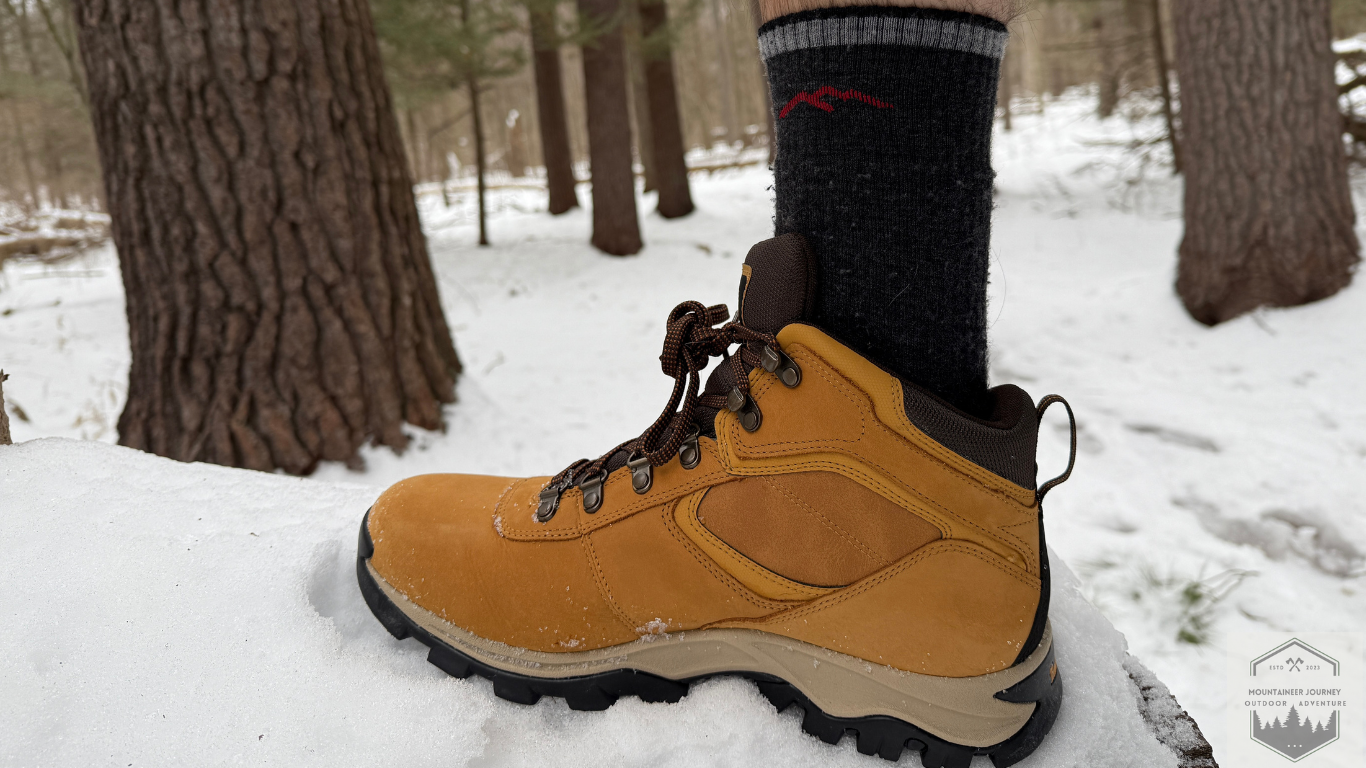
4,93,1365,765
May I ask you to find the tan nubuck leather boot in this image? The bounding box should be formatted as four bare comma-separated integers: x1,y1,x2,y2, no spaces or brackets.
358,235,1076,768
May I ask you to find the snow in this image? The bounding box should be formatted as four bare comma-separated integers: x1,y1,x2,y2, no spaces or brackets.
3,91,1365,765
2,438,1175,766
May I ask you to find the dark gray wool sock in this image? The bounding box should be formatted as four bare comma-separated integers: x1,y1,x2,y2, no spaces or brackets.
759,7,1006,416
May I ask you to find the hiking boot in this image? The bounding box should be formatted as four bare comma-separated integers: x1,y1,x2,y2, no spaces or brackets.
357,234,1073,768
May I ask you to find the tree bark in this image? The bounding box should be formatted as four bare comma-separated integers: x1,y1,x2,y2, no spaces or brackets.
72,0,461,474
640,0,693,218
529,4,579,215
1173,0,1358,325
577,0,642,255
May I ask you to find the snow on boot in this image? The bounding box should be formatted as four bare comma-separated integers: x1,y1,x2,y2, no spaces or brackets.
357,234,1071,767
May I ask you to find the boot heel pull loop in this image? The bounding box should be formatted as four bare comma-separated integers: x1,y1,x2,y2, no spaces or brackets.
1035,394,1076,506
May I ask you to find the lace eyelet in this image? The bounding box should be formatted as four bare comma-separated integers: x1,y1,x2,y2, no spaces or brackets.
727,387,762,432
679,427,701,470
580,472,607,513
534,487,560,523
760,344,801,388
627,453,653,494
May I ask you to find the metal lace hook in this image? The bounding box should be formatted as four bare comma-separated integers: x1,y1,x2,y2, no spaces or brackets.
1035,394,1076,506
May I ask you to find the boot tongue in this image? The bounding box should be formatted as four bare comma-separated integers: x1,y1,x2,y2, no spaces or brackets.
695,234,819,436
734,233,819,334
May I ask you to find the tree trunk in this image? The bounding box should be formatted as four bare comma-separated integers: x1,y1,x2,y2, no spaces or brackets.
625,0,657,194
72,0,461,474
1172,0,1358,325
709,0,738,144
999,36,1015,132
748,0,775,165
1148,0,1180,173
529,3,579,215
469,76,490,246
640,0,693,218
13,0,67,207
1094,13,1119,119
0,370,11,445
577,0,642,255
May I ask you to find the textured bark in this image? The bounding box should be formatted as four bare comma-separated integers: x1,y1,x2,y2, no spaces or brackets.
73,0,461,474
0,371,11,445
529,5,579,215
577,0,642,255
640,0,693,218
1173,0,1359,325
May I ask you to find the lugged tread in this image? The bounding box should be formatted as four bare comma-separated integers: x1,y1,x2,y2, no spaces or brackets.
357,511,1060,766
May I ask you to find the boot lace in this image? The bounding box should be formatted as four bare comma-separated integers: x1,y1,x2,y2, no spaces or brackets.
534,300,795,522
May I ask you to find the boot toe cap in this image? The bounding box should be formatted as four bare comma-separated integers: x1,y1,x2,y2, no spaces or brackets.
364,473,636,651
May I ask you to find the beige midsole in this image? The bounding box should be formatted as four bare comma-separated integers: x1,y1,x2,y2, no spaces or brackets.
368,562,1049,747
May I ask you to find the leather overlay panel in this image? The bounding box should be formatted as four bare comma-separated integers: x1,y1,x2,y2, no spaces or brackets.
696,472,941,587
719,540,1042,677
367,474,639,652
713,324,1041,576
674,489,836,601
587,499,787,632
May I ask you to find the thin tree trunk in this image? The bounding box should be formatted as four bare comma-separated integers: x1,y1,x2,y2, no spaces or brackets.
0,370,11,445
0,22,41,211
709,0,738,144
1148,0,1180,173
748,0,775,165
640,0,693,218
72,0,461,474
529,3,579,215
577,0,643,255
469,76,490,246
34,0,88,109
403,108,423,183
999,37,1015,132
1094,13,1119,119
1172,0,1358,325
13,1,65,207
4,103,39,210
625,0,657,194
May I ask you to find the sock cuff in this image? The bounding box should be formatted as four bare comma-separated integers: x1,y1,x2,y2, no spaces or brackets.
758,7,1008,63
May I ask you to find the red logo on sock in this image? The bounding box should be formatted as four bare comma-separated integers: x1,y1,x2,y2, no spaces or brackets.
778,86,894,118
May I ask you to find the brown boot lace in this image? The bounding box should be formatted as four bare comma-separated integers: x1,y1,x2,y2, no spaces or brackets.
534,300,801,523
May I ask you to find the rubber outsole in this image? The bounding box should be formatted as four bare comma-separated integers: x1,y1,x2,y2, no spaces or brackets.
357,511,1061,767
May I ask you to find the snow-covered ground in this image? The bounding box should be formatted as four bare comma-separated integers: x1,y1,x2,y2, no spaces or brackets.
3,92,1364,764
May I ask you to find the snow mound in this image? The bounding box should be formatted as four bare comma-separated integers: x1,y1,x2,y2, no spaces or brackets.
3,438,1191,766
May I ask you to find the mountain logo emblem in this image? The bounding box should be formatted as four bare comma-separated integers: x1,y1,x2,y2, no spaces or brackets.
1248,638,1342,762
779,86,894,118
